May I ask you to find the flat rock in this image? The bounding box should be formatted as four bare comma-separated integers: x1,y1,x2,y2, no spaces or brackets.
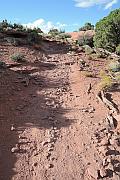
110,137,119,146
87,165,99,179
99,137,109,146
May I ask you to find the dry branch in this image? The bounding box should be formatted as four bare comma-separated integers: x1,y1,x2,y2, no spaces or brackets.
97,90,119,114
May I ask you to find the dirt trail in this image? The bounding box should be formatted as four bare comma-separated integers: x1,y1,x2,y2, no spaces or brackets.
0,43,120,180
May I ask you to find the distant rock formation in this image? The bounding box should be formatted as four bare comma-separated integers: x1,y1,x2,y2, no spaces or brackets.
68,30,95,41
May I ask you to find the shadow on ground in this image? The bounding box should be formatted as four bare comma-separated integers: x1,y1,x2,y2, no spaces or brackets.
0,51,73,180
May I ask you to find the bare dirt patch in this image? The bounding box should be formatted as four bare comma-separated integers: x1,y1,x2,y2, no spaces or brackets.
0,42,120,180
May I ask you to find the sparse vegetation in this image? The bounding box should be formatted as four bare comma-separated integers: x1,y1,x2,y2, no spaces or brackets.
83,45,94,54
48,28,71,41
59,33,71,40
79,23,94,31
27,31,40,44
77,34,94,46
108,61,120,72
11,53,25,62
48,29,60,36
99,71,113,90
116,44,120,55
0,20,43,46
0,19,43,34
83,71,96,78
115,73,120,82
87,54,97,61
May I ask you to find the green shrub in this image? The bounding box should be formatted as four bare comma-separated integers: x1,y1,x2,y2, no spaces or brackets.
27,31,40,44
0,19,10,31
11,53,25,62
99,71,113,90
13,23,24,31
109,61,120,72
78,35,93,46
79,23,94,31
116,44,120,55
48,29,60,36
115,73,120,82
94,9,120,52
83,45,94,54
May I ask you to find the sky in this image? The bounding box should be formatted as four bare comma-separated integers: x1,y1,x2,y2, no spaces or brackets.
0,0,119,32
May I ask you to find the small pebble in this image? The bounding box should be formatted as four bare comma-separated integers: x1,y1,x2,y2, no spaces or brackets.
41,141,48,146
11,146,19,153
45,163,54,169
99,167,107,178
11,125,15,131
99,137,109,146
48,148,54,152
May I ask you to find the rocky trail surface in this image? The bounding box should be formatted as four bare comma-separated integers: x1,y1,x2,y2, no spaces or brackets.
0,42,120,180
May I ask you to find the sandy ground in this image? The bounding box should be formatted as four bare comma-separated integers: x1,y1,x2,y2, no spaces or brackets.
0,42,120,180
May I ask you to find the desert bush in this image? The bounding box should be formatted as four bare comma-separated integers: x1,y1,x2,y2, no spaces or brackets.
0,20,24,32
87,55,97,61
77,38,84,46
79,23,94,31
108,61,120,72
48,29,71,41
27,31,40,44
59,33,71,40
83,45,94,55
48,29,60,36
0,20,10,31
83,71,96,78
115,73,120,85
13,23,24,31
116,44,120,55
99,71,113,90
78,35,93,46
77,30,94,47
100,76,113,90
11,53,25,62
87,55,93,60
94,9,120,52
84,35,93,46
5,37,21,46
115,73,120,81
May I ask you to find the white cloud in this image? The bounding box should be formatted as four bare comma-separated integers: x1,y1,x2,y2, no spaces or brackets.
74,0,118,9
105,0,118,9
23,19,67,33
